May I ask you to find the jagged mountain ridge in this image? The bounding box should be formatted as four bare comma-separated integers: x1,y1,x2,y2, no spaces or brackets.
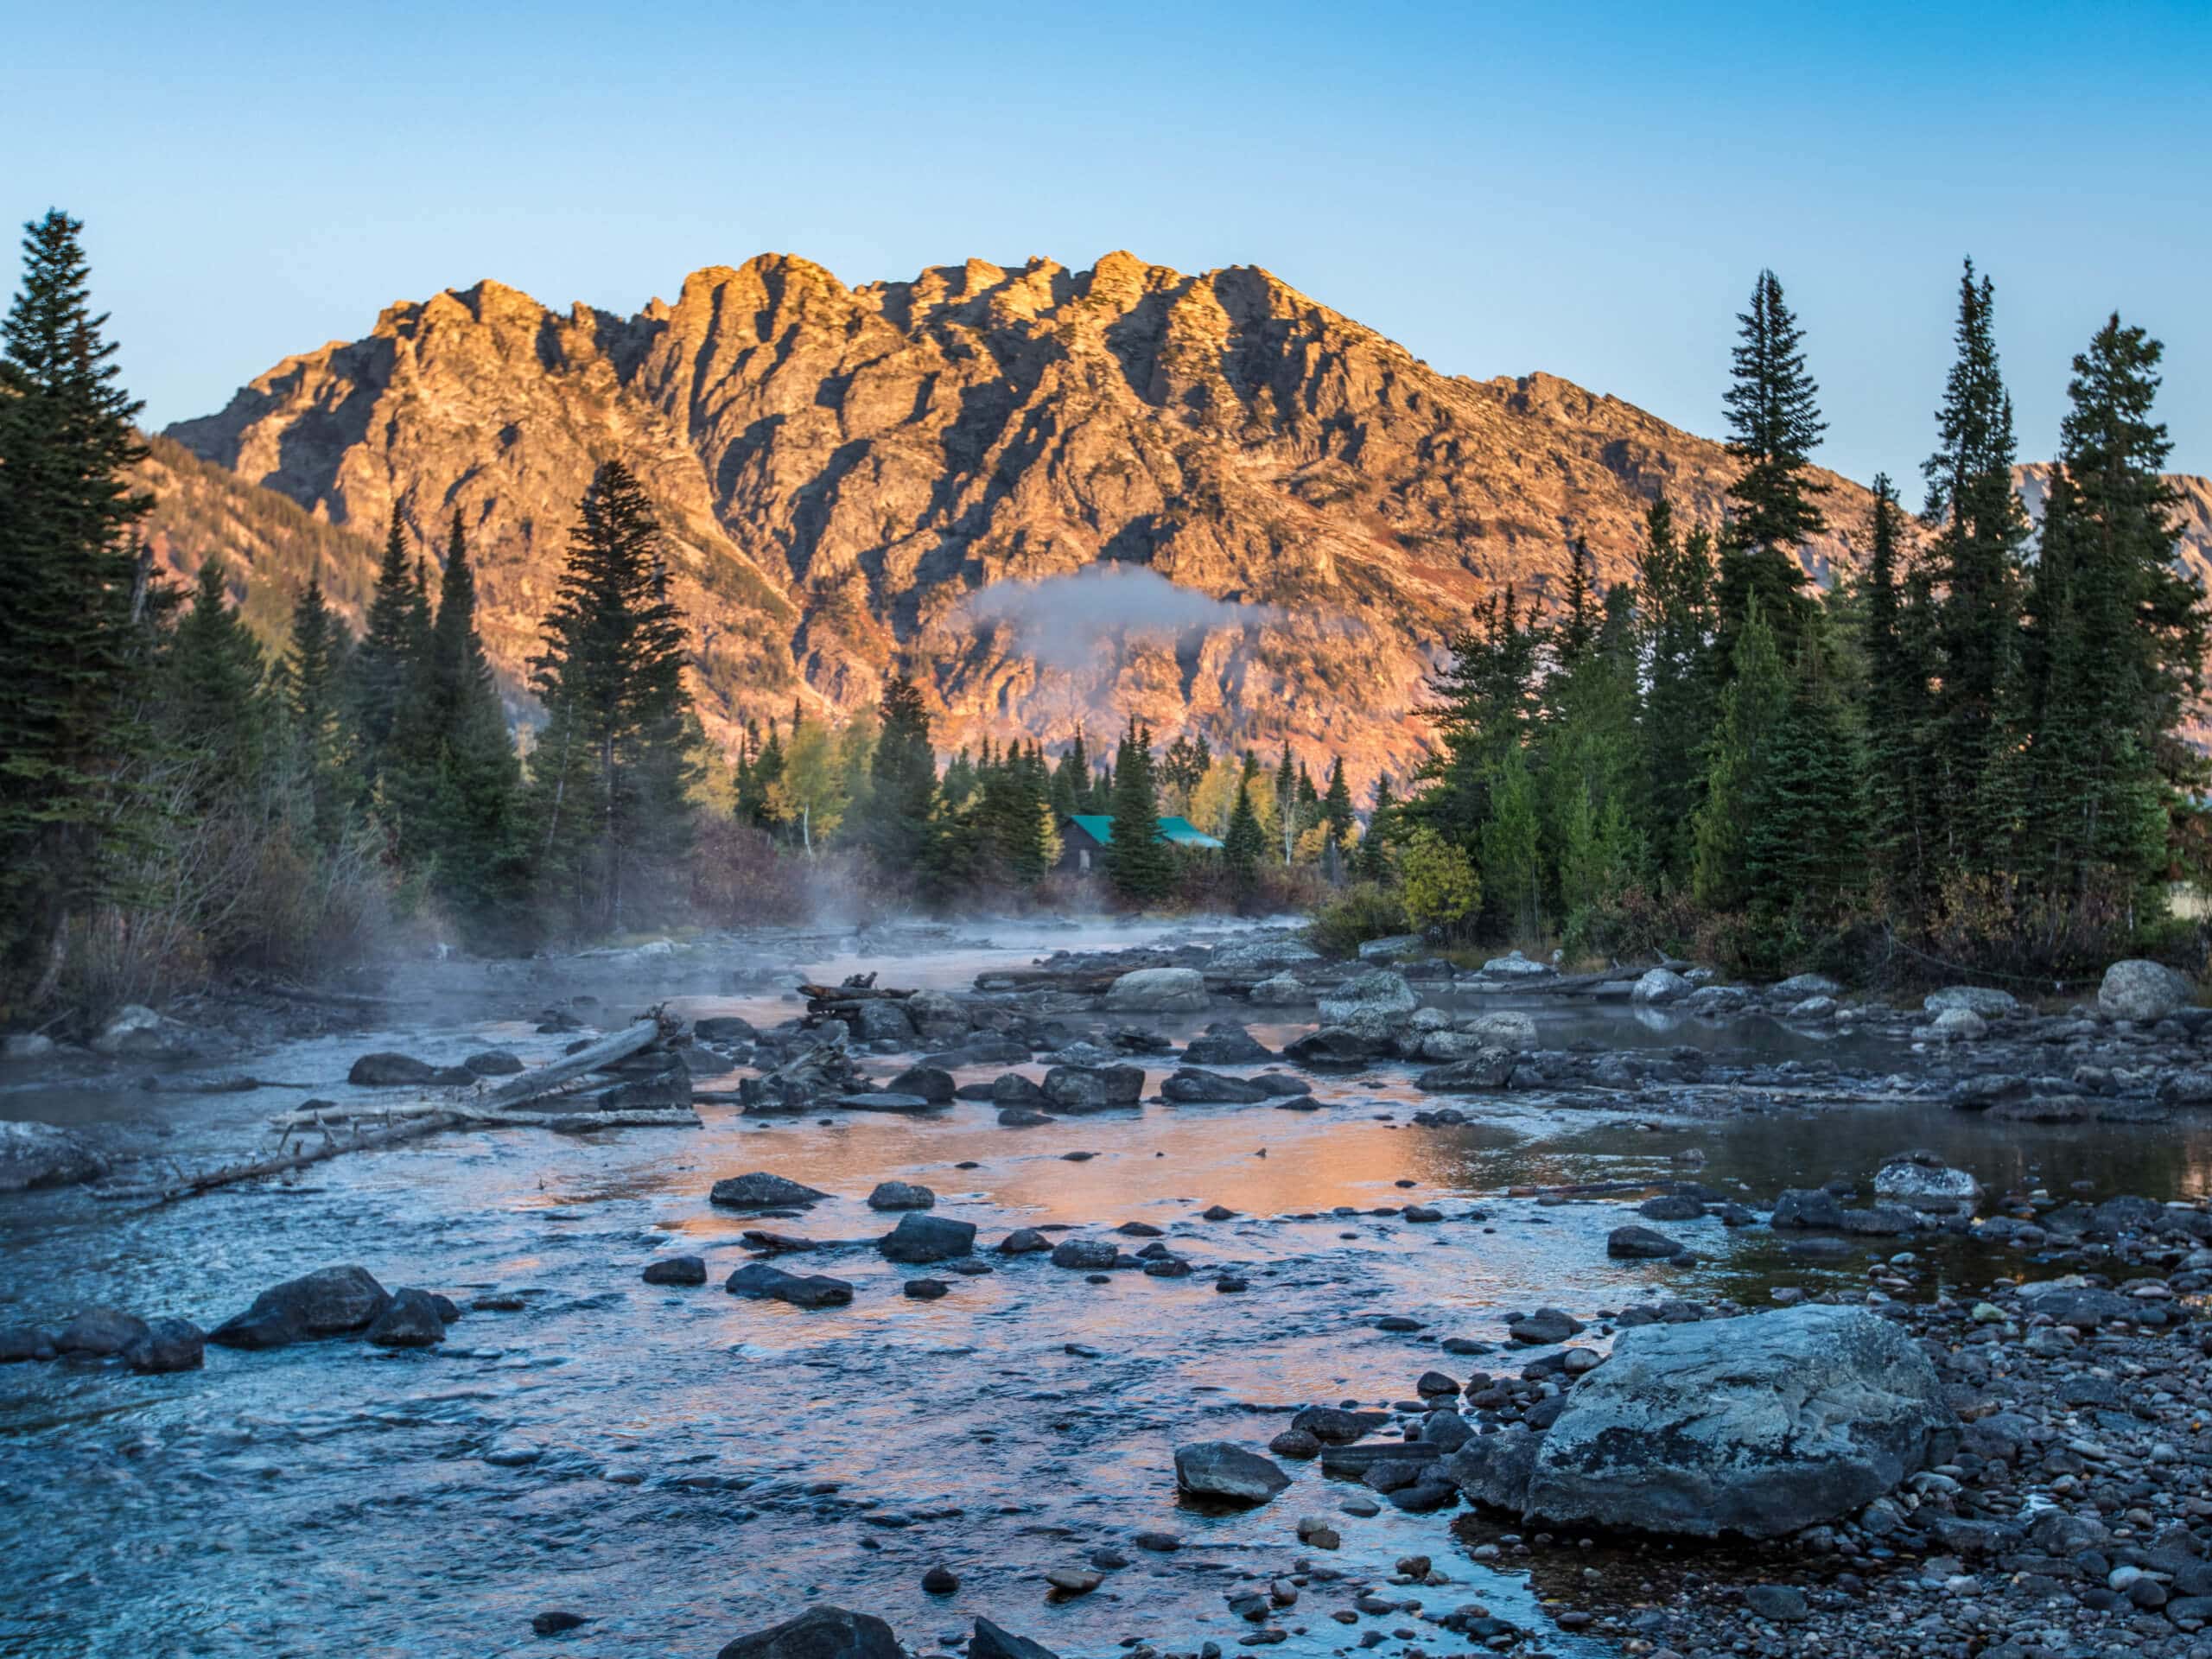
160,252,1960,780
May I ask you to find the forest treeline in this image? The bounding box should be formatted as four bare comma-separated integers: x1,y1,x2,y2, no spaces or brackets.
2,213,2202,1019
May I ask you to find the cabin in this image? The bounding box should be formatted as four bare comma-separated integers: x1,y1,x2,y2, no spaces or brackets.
1058,813,1224,874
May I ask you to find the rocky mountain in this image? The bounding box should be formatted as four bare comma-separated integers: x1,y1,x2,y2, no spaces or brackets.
160,251,2194,785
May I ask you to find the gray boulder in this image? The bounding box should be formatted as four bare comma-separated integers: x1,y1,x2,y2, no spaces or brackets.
1173,1440,1291,1504
210,1265,391,1350
1631,968,1692,1005
709,1172,830,1209
1608,1225,1688,1259
1415,1049,1515,1092
1282,1025,1394,1066
723,1262,855,1308
884,1065,955,1103
642,1255,708,1285
124,1317,205,1374
365,1288,448,1348
1103,967,1209,1012
1318,969,1418,1026
867,1180,936,1211
1872,1152,1980,1209
969,1618,1058,1659
1773,972,1841,999
1924,1007,1988,1041
715,1605,900,1659
1210,935,1321,973
693,1015,757,1044
1160,1067,1270,1104
847,1000,916,1045
2100,959,2194,1023
1445,1425,1546,1511
346,1052,475,1087
1041,1064,1144,1112
1516,1305,1949,1538
1923,985,2018,1019
1246,973,1316,1007
877,1213,976,1263
1480,951,1553,978
1459,1010,1538,1050
56,1306,149,1357
1049,1237,1119,1270
1356,933,1425,962
0,1121,107,1192
1181,1022,1273,1065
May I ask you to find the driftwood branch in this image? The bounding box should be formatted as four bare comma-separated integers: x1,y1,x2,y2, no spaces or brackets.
133,1014,683,1202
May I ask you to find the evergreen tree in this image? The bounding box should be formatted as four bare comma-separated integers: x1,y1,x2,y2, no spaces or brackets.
164,559,273,798
1858,475,1936,906
525,461,698,935
860,675,938,868
347,505,429,798
1479,741,1542,943
1223,778,1266,890
1690,602,1792,912
1104,724,1175,904
1741,631,1866,928
1353,775,1399,881
1555,536,1598,668
1273,745,1300,861
1922,259,2032,873
1635,498,1717,886
0,210,156,1005
1320,757,1356,846
396,510,522,927
283,575,349,845
1715,270,1826,662
1543,583,1643,925
2019,315,2206,918
1408,587,1539,853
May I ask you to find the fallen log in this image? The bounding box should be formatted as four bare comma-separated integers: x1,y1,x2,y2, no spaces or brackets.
143,1014,679,1202
798,982,916,1003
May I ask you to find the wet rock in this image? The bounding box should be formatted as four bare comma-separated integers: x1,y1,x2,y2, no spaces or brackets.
715,1605,899,1659
1049,1237,1119,1271
1872,1151,1980,1208
970,1618,1058,1659
1415,1050,1515,1092
997,1228,1052,1254
988,1072,1046,1107
1609,1225,1688,1259
1480,950,1552,978
91,1003,193,1058
365,1288,448,1347
1923,1007,1988,1041
2100,958,2193,1022
56,1306,149,1357
836,1091,938,1114
877,1213,976,1263
1773,972,1841,999
1283,1025,1394,1066
1445,1424,1546,1511
1637,1194,1705,1221
1923,985,2018,1019
642,1255,707,1286
0,1325,55,1363
1318,969,1418,1025
1771,1187,1847,1230
709,1173,830,1209
1460,1010,1538,1050
693,1016,756,1044
1104,966,1209,1012
2013,1281,2141,1327
877,1066,950,1104
1182,1021,1274,1065
463,1050,526,1077
903,1278,949,1300
1246,973,1316,1007
1174,1440,1291,1504
866,1180,936,1211
1160,1066,1271,1104
210,1265,391,1350
346,1052,475,1086
1043,1566,1101,1593
1519,1305,1949,1538
1041,1064,1144,1112
1743,1585,1808,1624
0,1120,108,1192
1631,968,1692,1004
1506,1307,1585,1344
1270,1427,1322,1459
723,1262,855,1308
996,1107,1051,1127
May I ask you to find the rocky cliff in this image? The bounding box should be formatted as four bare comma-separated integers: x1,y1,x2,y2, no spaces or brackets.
162,251,2129,784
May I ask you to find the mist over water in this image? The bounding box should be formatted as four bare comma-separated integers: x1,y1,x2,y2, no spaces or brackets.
953,566,1284,671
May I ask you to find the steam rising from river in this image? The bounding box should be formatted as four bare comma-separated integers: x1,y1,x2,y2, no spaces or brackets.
954,565,1282,671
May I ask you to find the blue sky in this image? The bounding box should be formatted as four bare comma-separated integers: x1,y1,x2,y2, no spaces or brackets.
9,1,2206,488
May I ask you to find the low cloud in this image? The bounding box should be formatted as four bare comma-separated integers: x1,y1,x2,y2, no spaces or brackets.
954,565,1281,671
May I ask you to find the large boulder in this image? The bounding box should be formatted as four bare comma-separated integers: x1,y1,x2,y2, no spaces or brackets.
715,1605,901,1659
1173,1440,1291,1504
1317,970,1418,1026
1872,1152,1981,1210
846,1000,915,1046
1480,951,1553,979
1631,968,1692,1006
1459,1010,1538,1050
124,1317,206,1374
0,1121,107,1192
709,1173,830,1209
877,1213,976,1263
1160,1067,1271,1105
867,1181,936,1211
2100,959,2194,1024
365,1288,448,1348
1246,973,1317,1007
1496,1306,1950,1539
1104,967,1209,1013
724,1262,855,1309
55,1306,149,1357
969,1619,1059,1659
1041,1064,1144,1113
1181,1022,1274,1065
1282,1025,1395,1066
1773,973,1841,1000
209,1266,391,1350
1415,1049,1515,1092
346,1052,475,1087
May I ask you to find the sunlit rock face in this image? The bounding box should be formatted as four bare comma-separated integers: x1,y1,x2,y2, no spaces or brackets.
168,251,1899,781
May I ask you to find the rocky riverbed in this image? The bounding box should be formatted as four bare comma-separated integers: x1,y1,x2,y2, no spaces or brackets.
2,919,2209,1658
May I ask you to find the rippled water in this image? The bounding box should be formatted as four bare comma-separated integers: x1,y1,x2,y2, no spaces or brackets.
4,924,2209,1658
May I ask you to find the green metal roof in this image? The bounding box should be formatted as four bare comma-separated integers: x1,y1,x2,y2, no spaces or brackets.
1065,813,1224,849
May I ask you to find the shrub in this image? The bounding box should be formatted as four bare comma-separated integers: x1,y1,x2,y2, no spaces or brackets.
1400,830,1479,932
1307,882,1409,957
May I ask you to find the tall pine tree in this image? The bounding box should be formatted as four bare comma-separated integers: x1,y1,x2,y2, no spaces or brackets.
1104,723,1175,904
1715,270,1827,664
